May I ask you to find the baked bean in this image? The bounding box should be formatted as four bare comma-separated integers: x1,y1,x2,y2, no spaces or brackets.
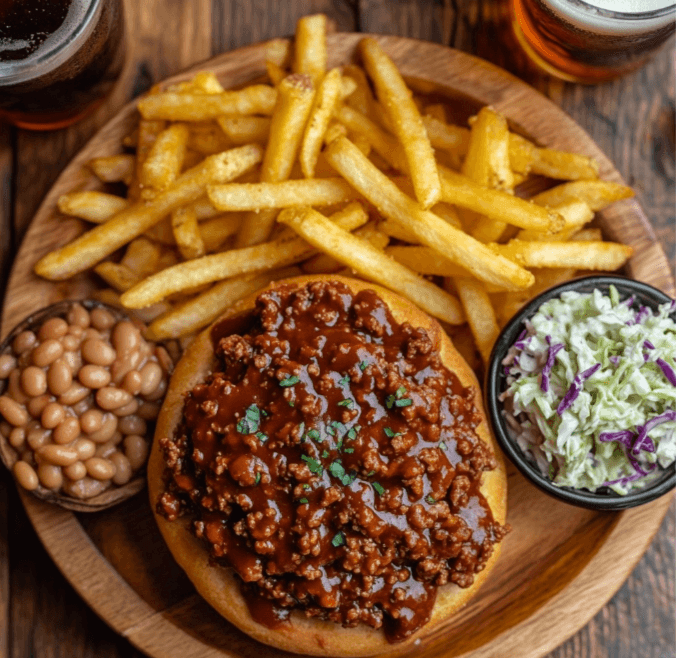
14,461,39,490
80,408,104,434
47,359,73,396
63,461,87,481
72,396,93,416
58,383,90,406
110,452,132,485
0,354,16,379
37,463,63,490
81,338,116,366
95,441,118,459
122,370,143,395
61,350,82,373
32,339,64,367
53,416,80,445
112,321,141,353
111,350,142,384
62,476,108,499
88,413,118,443
38,317,69,341
112,398,139,417
0,421,10,437
0,395,28,426
90,308,115,331
124,434,149,471
27,394,52,418
96,387,132,410
137,401,161,420
27,425,50,450
13,331,37,354
139,362,163,397
67,324,84,338
144,375,167,402
73,438,96,461
9,427,25,448
41,402,65,429
82,328,102,342
21,366,47,397
61,334,80,352
8,369,29,405
155,346,174,374
85,457,116,480
78,364,111,389
67,303,90,328
39,444,79,466
118,415,147,436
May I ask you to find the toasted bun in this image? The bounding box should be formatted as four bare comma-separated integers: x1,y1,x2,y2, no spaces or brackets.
148,275,507,657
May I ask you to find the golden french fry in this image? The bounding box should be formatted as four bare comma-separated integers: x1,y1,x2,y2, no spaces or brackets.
148,266,301,340
57,192,129,223
360,38,440,208
421,115,470,157
94,261,141,292
140,123,189,196
200,213,244,252
325,137,534,290
438,166,565,233
386,245,469,277
350,133,372,157
532,180,634,210
424,104,446,122
137,87,277,121
120,237,163,278
186,124,232,155
236,74,316,247
341,64,375,117
266,38,292,74
172,206,205,260
293,14,327,85
128,116,166,201
217,116,271,144
120,204,368,308
300,68,343,177
516,200,594,241
340,76,357,100
491,239,633,269
35,145,263,280
190,71,225,94
449,324,480,372
324,121,348,145
266,61,287,86
87,154,135,185
378,219,419,244
570,227,603,241
451,277,500,365
208,178,356,212
279,206,464,324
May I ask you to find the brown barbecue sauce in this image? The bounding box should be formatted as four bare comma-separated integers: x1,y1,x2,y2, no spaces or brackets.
157,281,507,643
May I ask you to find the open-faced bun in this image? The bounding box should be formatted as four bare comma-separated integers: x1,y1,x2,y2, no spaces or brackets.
148,274,507,657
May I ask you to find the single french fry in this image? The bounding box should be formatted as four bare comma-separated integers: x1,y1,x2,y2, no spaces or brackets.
267,61,287,86
128,115,166,201
516,200,594,241
279,206,464,324
324,121,348,145
208,178,356,211
341,64,375,117
138,86,277,121
340,76,357,100
360,38,440,208
266,38,292,75
378,219,419,244
172,206,205,260
451,277,500,364
148,266,301,340
200,213,244,252
300,68,343,177
421,115,470,156
236,74,315,247
325,137,534,290
94,261,141,292
570,227,603,241
191,71,225,94
217,116,271,144
190,197,222,220
293,14,327,85
120,237,163,278
120,204,368,308
140,123,189,196
438,166,565,233
490,239,633,270
350,134,372,157
532,180,634,210
386,245,469,277
57,192,130,223
35,145,263,280
186,124,232,155
87,154,135,185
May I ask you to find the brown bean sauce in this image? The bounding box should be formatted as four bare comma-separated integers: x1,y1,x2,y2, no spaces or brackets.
158,281,507,643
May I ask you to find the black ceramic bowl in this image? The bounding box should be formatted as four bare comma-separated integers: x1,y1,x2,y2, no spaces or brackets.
485,275,676,511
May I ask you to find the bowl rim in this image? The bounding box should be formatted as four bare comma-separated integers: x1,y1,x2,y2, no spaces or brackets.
485,274,676,511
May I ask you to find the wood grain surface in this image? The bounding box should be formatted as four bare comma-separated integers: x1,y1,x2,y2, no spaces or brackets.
0,2,674,658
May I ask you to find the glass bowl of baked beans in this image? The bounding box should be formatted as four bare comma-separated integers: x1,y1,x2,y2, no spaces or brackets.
0,300,175,511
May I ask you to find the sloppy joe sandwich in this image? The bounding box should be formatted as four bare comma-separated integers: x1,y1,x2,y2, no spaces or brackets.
149,275,508,656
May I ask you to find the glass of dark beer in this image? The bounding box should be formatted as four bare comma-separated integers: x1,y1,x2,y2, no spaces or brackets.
510,0,675,83
0,0,126,130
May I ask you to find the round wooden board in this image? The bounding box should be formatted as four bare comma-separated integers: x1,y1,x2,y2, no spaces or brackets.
2,33,674,658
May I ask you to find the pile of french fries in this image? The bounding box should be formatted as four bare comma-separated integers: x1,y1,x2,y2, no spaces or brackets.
35,14,635,370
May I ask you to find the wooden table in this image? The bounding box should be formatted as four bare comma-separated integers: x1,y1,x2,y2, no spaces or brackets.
0,2,674,657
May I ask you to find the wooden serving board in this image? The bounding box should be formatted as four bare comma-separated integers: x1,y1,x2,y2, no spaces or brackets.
1,34,674,658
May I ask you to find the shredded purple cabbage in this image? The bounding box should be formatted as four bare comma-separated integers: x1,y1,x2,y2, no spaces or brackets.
624,295,636,307
598,430,634,447
540,337,565,393
556,363,601,414
628,305,650,326
656,358,676,386
609,356,620,365
644,340,655,350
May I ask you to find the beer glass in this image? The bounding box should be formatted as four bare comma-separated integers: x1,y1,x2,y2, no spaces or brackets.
510,0,676,83
0,0,126,130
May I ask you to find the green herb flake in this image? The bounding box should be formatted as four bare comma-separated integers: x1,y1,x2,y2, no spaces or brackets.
237,404,261,434
301,455,323,474
439,441,447,451
384,427,402,438
344,447,354,454
255,431,268,443
306,428,321,442
299,497,308,504
337,399,353,408
385,395,395,409
395,398,412,408
339,374,350,387
331,532,346,547
359,361,368,371
280,375,300,387
372,481,385,496
254,473,261,485
329,461,346,480
367,470,376,477
302,483,311,490
425,494,436,504
322,449,329,458
341,471,357,486
346,427,357,440
288,399,295,407
395,386,407,398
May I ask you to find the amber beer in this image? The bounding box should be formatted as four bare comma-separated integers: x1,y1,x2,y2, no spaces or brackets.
0,0,125,130
510,0,675,83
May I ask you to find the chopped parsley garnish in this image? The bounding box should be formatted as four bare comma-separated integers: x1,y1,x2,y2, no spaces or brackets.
254,473,261,485
439,441,447,451
301,455,323,474
344,447,354,454
337,399,353,408
327,420,346,437
288,399,295,407
425,494,436,504
321,449,329,459
306,428,321,442
367,470,376,477
329,460,356,486
332,532,346,547
387,386,412,409
395,398,412,407
347,427,357,440
384,427,402,438
302,483,311,490
359,361,368,371
339,374,351,387
255,431,267,443
395,386,407,397
372,481,385,495
280,375,300,387
236,404,261,434
299,497,308,504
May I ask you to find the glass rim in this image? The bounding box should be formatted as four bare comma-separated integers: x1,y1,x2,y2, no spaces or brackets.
564,0,676,20
0,0,100,84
